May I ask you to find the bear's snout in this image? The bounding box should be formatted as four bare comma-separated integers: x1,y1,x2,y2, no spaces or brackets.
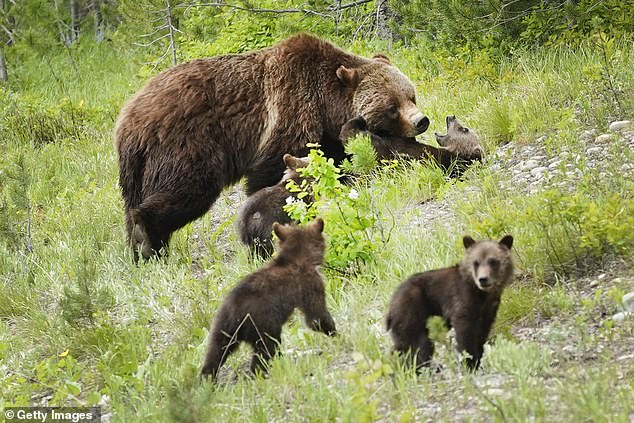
415,116,430,133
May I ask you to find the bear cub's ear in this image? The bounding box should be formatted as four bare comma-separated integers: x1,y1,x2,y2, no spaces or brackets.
310,217,324,234
463,235,476,249
283,154,302,171
336,66,360,88
273,222,288,241
499,235,513,250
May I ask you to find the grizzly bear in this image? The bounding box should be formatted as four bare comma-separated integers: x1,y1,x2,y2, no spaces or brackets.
116,33,429,261
340,115,482,176
236,154,309,258
200,218,336,380
386,235,514,371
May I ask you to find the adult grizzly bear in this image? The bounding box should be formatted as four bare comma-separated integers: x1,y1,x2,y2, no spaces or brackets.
116,34,429,261
340,115,483,176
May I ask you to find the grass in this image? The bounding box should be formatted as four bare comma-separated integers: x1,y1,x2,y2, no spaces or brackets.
1,35,634,421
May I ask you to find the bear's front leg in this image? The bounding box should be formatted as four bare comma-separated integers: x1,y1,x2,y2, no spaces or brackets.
453,316,483,371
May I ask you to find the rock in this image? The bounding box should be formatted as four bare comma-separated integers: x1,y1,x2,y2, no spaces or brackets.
520,160,540,171
612,311,633,323
609,120,632,132
580,129,598,142
595,134,614,144
530,167,548,178
589,280,600,288
586,146,602,154
622,291,634,313
621,164,633,172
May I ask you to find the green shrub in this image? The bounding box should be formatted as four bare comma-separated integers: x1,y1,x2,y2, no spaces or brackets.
284,146,387,272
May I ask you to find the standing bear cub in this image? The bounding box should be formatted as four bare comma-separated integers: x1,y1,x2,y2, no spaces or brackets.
116,33,429,261
236,154,310,258
200,218,336,380
386,235,514,371
340,115,482,176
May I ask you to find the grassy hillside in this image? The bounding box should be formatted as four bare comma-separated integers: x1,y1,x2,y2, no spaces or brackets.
1,36,633,422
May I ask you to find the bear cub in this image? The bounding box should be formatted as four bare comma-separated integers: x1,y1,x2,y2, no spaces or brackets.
340,115,483,176
386,235,514,371
201,218,336,380
236,154,309,258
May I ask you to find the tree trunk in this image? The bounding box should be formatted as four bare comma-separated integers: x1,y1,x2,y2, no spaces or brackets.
0,46,8,83
93,0,105,42
375,0,393,43
70,0,80,42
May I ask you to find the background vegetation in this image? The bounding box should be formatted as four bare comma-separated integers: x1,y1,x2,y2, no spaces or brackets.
1,1,633,421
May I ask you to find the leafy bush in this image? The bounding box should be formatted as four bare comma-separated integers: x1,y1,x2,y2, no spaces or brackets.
284,146,387,272
0,93,100,147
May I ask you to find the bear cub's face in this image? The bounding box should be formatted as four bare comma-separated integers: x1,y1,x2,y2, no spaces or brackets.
273,218,325,266
281,153,310,182
435,115,483,158
337,56,429,139
461,235,514,292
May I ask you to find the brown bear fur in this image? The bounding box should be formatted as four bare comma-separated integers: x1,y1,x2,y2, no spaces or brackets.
340,115,482,176
115,33,429,261
236,154,310,258
386,235,514,371
200,218,336,380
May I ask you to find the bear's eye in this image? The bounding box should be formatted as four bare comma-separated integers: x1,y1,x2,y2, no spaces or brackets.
387,105,399,117
462,127,469,133
488,258,500,268
473,260,480,269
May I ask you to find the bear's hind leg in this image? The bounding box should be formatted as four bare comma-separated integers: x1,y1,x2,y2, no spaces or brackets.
200,330,239,380
132,185,221,261
392,328,434,372
249,333,280,376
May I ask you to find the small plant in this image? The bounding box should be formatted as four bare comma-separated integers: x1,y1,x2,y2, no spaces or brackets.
59,248,115,327
340,132,377,175
284,145,388,271
0,153,33,272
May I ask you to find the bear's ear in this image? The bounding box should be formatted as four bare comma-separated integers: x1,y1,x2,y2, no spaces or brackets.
336,66,360,89
311,217,324,234
499,235,513,250
273,222,288,241
463,235,476,249
283,154,299,169
372,54,391,64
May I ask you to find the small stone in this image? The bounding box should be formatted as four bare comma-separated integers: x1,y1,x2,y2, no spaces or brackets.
548,160,562,169
621,163,633,172
622,291,634,313
580,129,598,142
617,353,634,361
587,146,602,154
595,134,614,144
612,311,633,323
520,160,539,171
597,273,607,280
609,120,632,132
562,345,577,355
589,280,600,288
530,167,548,177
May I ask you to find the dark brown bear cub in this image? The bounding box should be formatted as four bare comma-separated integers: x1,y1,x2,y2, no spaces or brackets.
236,154,309,258
386,235,514,371
340,115,482,177
201,218,336,380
